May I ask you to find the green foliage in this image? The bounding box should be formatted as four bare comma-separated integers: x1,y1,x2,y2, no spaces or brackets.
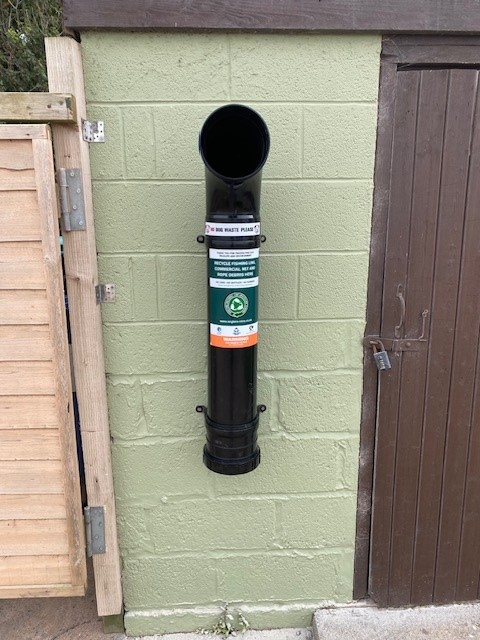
0,0,63,92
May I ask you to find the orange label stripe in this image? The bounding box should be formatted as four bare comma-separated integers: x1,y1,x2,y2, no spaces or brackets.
210,333,258,349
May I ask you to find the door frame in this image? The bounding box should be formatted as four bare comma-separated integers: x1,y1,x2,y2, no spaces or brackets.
354,35,480,600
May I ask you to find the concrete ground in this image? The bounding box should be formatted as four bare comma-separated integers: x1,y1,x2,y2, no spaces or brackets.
2,576,480,640
145,630,313,640
313,603,480,640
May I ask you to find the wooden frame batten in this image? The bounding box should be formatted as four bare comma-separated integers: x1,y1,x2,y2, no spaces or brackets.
63,0,480,33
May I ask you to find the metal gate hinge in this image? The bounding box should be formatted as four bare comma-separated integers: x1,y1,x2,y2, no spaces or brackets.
84,506,106,557
57,168,86,232
82,119,105,143
95,283,116,304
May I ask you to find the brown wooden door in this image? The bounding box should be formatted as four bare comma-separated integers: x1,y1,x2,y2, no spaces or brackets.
0,125,86,597
368,66,480,607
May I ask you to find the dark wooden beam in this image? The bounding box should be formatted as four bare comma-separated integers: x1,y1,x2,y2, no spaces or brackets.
383,36,480,64
63,0,480,33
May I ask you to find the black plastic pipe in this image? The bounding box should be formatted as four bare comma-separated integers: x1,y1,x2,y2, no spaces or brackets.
198,104,270,475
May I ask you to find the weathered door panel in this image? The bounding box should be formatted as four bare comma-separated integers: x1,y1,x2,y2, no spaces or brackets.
0,125,86,598
369,68,480,606
431,70,480,605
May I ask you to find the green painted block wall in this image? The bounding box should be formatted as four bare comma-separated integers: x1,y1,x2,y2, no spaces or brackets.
81,32,381,635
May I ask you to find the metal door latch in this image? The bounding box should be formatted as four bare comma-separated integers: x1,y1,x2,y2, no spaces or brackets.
364,309,430,357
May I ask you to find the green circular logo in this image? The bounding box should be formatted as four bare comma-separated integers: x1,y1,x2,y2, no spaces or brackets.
224,292,249,318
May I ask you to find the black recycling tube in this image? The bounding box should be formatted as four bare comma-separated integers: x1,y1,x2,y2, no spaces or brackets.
198,104,270,475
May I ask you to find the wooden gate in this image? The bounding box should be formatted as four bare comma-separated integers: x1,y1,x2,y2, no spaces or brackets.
355,37,480,607
0,37,123,619
0,125,86,597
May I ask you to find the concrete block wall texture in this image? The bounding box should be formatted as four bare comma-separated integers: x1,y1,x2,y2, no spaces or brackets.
81,32,381,635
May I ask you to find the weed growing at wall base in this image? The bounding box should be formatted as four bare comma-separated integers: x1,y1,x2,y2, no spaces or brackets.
199,604,250,637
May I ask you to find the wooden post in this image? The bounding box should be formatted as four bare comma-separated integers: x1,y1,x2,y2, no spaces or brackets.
45,37,122,617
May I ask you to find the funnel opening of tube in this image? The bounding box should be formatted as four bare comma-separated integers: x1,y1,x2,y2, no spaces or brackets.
200,104,270,181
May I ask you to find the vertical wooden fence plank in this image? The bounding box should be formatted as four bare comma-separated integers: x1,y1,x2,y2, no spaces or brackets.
45,37,123,617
